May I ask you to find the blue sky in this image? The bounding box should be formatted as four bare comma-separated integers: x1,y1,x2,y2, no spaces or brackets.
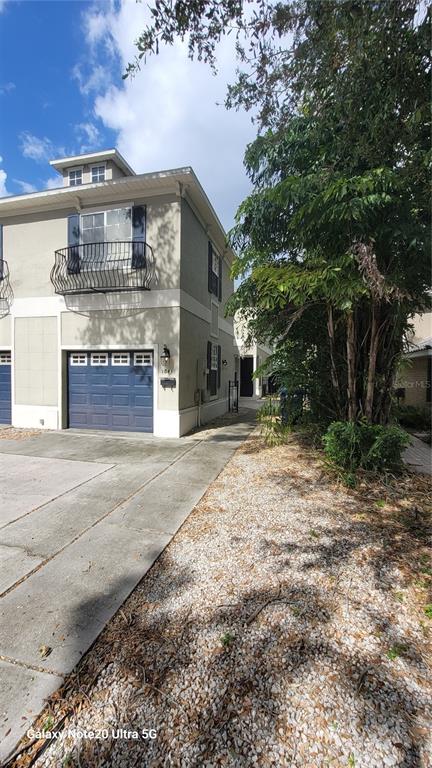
0,0,255,229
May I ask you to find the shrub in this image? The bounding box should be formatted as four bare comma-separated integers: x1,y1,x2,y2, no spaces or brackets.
393,405,431,432
257,400,291,446
323,421,410,476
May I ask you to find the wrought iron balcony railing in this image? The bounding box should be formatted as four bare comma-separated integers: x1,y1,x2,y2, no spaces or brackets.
0,260,13,317
50,241,156,295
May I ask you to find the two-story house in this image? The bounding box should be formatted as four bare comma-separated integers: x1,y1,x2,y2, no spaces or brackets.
0,149,238,437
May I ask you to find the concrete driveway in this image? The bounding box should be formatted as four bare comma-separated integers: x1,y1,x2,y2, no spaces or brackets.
0,416,254,761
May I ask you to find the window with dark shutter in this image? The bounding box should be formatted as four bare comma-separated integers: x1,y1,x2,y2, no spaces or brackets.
207,342,218,395
208,241,213,293
208,241,221,299
217,345,221,389
132,205,146,268
207,341,212,391
67,214,81,274
427,358,431,403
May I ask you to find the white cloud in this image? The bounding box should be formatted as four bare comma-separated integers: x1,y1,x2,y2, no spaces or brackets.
76,0,254,230
0,156,9,197
0,1,8,13
0,81,15,95
13,179,37,194
75,121,100,152
72,63,110,96
45,176,62,190
19,131,61,163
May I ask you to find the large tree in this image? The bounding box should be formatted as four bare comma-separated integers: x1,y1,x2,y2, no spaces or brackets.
128,0,431,423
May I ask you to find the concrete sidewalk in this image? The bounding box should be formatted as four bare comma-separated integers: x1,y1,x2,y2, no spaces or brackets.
403,434,432,475
0,414,255,762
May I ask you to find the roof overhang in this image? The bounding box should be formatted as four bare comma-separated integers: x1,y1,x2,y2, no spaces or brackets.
404,347,432,359
49,148,135,177
0,167,235,263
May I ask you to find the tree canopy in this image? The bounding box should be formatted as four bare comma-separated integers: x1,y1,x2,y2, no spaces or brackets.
128,1,431,424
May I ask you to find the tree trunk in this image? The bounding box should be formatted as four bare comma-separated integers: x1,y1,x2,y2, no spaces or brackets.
364,302,380,422
327,305,342,417
346,311,357,421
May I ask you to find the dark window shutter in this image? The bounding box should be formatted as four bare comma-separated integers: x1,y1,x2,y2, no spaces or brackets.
132,205,146,268
208,241,213,293
206,341,212,391
0,224,3,280
427,357,431,403
218,257,222,301
67,214,80,274
217,345,221,389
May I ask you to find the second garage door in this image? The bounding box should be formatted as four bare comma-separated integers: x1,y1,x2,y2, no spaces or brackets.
68,351,153,432
0,351,12,424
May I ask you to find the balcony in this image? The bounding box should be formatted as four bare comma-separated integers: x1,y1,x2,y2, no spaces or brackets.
0,260,13,317
50,241,155,296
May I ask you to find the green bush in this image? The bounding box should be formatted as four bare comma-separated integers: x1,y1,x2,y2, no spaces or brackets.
323,421,410,476
393,405,431,431
257,400,292,446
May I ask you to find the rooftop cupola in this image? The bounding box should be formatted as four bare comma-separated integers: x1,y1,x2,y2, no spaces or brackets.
49,149,135,187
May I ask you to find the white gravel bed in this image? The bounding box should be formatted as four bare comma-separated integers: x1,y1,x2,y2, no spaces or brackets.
20,431,431,768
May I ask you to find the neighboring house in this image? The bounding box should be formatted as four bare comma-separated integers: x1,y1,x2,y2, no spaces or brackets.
397,311,432,409
234,316,273,398
0,149,238,437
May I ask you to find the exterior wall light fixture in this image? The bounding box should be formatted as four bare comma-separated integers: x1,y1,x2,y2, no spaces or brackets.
160,345,172,374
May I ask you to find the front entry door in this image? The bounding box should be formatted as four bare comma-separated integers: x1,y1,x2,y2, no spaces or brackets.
240,356,254,397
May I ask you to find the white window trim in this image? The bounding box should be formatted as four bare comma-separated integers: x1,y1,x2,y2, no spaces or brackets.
212,250,220,277
91,164,106,183
70,353,87,366
90,352,108,366
0,352,11,365
134,352,152,366
112,352,130,366
68,167,83,187
210,343,218,371
80,206,132,244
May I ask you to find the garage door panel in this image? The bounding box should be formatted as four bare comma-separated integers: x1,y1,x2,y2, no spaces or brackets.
134,394,152,407
69,392,88,407
0,357,12,425
92,413,111,426
68,352,153,433
112,394,129,407
90,394,109,406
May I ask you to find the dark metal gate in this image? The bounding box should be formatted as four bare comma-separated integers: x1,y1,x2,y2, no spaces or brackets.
228,380,239,413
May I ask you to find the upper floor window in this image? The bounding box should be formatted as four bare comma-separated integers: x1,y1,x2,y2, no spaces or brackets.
91,165,105,183
208,241,222,301
69,169,82,187
80,208,132,248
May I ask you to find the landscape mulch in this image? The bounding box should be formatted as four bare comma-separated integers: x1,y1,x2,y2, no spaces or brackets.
8,430,431,768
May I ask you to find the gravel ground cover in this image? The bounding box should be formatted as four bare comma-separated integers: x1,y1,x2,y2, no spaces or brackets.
8,430,431,768
0,428,41,441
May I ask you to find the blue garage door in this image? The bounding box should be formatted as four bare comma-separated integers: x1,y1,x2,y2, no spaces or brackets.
68,351,153,432
0,352,12,424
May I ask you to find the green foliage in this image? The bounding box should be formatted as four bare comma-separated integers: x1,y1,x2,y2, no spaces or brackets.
129,0,431,429
257,401,291,447
424,605,432,619
220,631,235,648
323,421,410,475
386,643,408,661
394,404,431,431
